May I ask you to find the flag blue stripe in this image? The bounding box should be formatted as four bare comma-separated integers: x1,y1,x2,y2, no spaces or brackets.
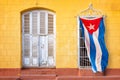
89,34,97,72
80,19,84,38
98,18,109,71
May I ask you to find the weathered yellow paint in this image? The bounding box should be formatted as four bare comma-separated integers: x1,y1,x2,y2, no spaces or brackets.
0,0,120,68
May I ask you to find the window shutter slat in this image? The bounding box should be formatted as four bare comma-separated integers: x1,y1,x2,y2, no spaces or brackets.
24,13,30,34
40,12,46,34
48,14,54,34
32,12,38,34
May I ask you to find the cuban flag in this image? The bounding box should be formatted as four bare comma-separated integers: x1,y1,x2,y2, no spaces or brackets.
79,17,108,73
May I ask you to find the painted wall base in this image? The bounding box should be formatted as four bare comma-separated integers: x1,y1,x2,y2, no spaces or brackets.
0,68,120,80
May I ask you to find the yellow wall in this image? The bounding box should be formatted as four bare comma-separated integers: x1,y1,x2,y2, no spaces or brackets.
0,0,120,68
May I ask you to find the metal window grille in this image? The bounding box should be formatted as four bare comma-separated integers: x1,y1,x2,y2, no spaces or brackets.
79,28,91,68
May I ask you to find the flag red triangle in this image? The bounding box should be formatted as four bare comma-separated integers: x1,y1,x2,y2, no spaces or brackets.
80,17,102,34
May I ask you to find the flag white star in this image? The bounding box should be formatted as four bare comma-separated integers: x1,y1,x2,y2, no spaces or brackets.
87,24,95,30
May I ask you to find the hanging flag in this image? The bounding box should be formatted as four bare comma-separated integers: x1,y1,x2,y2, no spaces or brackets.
79,17,108,73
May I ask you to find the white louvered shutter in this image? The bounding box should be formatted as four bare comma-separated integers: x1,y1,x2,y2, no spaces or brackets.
31,11,39,66
23,35,31,66
48,14,54,34
40,12,46,35
22,10,55,67
24,13,30,34
32,12,38,34
47,13,55,66
23,13,31,66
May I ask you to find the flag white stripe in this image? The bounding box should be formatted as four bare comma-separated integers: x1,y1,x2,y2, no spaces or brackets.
83,24,97,72
82,24,90,57
93,28,102,72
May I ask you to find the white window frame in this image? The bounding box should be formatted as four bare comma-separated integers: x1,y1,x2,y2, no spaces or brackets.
22,10,56,68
